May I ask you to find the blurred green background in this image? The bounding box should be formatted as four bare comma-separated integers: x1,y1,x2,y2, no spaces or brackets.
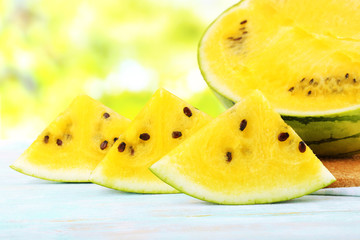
0,0,237,140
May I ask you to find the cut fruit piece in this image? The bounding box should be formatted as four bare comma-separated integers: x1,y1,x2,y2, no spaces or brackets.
90,88,212,193
150,91,335,204
10,95,130,182
198,0,360,156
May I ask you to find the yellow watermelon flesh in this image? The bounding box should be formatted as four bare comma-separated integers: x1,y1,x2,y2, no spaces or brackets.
199,0,360,112
90,88,213,193
10,95,131,182
198,0,360,156
150,91,335,204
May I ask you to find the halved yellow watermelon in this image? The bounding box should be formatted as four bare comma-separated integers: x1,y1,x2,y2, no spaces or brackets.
90,88,212,193
198,0,360,156
150,91,335,204
10,95,130,182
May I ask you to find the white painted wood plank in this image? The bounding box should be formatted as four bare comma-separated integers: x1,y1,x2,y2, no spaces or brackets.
1,141,360,240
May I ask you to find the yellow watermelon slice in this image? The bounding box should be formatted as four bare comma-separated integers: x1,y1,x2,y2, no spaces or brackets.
10,95,131,182
198,0,360,156
90,88,212,193
150,91,335,204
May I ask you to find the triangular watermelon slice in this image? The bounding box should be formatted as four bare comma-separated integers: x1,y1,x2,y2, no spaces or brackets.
90,88,212,193
150,91,335,204
10,95,131,182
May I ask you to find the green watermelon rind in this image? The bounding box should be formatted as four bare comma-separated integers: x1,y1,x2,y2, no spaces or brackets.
10,158,91,182
89,165,179,194
197,1,360,157
89,177,179,194
150,158,335,205
282,108,360,156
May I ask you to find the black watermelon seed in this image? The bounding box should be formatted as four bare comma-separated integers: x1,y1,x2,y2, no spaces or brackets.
129,146,135,155
354,79,357,83
103,112,110,118
300,78,305,82
298,141,306,153
118,142,126,152
240,119,247,131
56,139,62,146
114,137,118,142
278,132,289,141
309,79,314,84
288,87,294,92
240,20,247,24
139,133,150,141
44,135,49,143
226,152,232,162
183,107,192,117
307,90,312,95
172,131,182,139
233,37,242,41
100,140,108,150
346,73,349,78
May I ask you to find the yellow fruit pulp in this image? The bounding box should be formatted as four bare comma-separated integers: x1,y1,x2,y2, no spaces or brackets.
90,88,212,193
199,0,360,113
151,91,335,204
11,95,131,182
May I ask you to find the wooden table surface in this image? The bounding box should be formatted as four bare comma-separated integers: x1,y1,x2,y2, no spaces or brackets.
1,140,360,240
